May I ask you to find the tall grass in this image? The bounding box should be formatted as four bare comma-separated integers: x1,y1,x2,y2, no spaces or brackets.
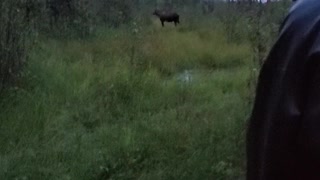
0,20,252,179
0,1,288,179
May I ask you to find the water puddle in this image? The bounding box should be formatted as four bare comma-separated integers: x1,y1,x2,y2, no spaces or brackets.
176,70,193,84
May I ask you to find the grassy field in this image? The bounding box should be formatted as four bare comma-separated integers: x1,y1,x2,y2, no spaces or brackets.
0,15,254,179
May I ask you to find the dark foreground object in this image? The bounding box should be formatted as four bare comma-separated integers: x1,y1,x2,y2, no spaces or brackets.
247,0,320,179
153,9,180,27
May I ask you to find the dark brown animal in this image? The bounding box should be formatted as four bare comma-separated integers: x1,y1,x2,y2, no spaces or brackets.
153,9,180,27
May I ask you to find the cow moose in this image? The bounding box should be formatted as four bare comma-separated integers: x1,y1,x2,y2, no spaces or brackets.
152,9,180,27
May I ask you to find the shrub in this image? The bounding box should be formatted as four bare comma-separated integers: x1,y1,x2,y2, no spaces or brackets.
95,0,134,27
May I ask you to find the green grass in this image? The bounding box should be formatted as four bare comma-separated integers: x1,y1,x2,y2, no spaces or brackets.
0,17,253,180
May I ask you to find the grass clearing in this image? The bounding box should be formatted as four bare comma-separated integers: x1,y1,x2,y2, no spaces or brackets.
0,16,252,179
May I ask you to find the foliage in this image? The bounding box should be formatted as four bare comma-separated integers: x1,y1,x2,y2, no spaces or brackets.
0,0,29,96
0,1,291,179
0,18,251,179
95,0,135,27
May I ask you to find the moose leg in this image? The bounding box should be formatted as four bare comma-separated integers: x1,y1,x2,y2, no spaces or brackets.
161,20,164,27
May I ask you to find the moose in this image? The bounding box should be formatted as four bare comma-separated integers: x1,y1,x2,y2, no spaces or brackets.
153,9,180,27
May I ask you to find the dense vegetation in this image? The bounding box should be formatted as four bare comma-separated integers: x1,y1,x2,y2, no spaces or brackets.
0,0,291,179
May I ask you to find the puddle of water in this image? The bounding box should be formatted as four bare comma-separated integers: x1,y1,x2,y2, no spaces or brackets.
176,70,193,84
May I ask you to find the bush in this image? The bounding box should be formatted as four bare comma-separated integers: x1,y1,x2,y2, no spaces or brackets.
39,0,94,38
35,0,135,37
95,0,134,27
